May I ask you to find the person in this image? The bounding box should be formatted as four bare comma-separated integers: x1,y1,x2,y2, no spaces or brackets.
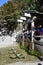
38,63,42,65
34,30,40,41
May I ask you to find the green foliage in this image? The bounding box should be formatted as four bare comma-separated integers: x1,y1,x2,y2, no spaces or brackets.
0,0,43,32
2,1,14,15
5,15,12,20
4,14,18,31
20,44,25,49
28,50,40,57
19,44,40,57
0,0,43,17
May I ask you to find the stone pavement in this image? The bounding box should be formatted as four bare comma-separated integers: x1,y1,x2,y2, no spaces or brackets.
7,62,43,65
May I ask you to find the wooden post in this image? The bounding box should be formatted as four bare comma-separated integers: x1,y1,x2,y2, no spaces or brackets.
31,16,36,50
22,33,24,46
31,18,34,50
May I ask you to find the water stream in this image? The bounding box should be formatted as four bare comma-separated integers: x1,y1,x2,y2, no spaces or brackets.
0,31,17,48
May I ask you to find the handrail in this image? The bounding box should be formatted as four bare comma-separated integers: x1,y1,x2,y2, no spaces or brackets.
34,38,43,46
34,35,43,38
34,43,43,46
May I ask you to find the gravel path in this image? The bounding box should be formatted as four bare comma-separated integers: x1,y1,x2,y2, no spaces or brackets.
7,62,43,65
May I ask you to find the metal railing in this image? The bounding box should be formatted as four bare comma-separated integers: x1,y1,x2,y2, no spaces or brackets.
34,35,43,38
33,35,43,46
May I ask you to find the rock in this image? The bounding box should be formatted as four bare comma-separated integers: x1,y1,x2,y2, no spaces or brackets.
10,54,16,59
16,54,25,58
8,51,13,54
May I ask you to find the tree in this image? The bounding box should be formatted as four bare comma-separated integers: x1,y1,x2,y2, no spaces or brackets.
4,14,18,32
1,1,14,15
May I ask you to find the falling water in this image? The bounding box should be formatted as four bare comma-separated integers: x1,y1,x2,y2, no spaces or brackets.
0,31,17,48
